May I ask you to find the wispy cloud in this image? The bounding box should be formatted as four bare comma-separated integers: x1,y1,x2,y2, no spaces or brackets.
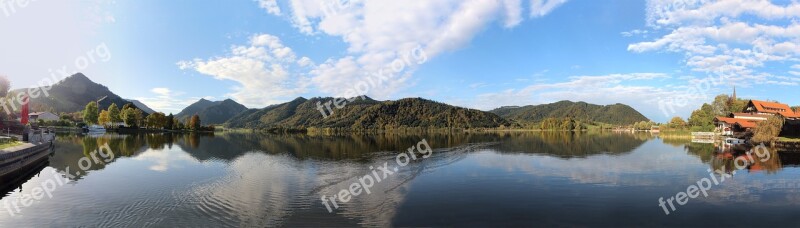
631,0,800,87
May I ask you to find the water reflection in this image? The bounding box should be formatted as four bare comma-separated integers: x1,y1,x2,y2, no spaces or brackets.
1,131,800,226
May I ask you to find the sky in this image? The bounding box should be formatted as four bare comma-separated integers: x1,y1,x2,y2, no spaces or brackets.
2,0,800,122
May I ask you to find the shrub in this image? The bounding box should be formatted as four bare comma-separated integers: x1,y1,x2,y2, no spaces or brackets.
752,116,784,144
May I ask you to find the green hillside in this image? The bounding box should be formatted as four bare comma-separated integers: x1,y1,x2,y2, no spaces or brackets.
225,97,513,130
490,100,648,126
176,99,248,125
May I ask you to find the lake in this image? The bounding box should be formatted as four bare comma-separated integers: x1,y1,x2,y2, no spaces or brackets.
1,132,800,227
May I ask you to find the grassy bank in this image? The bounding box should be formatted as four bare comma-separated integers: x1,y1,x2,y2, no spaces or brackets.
0,141,23,150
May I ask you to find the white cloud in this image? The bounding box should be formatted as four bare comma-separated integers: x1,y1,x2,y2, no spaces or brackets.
151,87,171,96
503,0,524,27
260,0,567,100
530,0,568,18
135,88,199,114
177,34,311,107
258,0,281,15
632,0,800,87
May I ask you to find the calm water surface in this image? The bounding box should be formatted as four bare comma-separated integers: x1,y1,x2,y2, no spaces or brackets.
1,132,800,227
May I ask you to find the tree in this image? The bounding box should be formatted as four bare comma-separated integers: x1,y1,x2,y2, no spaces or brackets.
711,94,731,116
83,102,99,124
688,104,715,131
120,107,144,127
752,116,784,144
146,112,167,129
121,107,135,127
166,113,174,130
108,103,121,124
0,75,9,97
731,99,747,114
189,115,201,130
561,118,575,130
98,110,111,126
176,120,185,130
669,117,687,129
133,109,144,127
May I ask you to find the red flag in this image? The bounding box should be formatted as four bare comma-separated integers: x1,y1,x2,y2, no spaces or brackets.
21,92,29,125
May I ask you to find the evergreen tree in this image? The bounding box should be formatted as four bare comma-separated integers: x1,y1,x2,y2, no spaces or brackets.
166,113,174,130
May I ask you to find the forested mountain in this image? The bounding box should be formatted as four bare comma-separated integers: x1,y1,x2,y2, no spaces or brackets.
176,99,248,125
490,100,648,125
14,73,131,113
176,99,216,119
225,97,513,130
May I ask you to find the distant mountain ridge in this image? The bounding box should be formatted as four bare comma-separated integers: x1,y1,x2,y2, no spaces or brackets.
490,100,649,125
176,98,248,125
11,73,648,129
15,73,132,113
225,97,513,130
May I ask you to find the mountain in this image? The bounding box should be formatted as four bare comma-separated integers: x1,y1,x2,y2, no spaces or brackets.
225,97,513,130
176,99,248,125
126,99,156,114
16,73,132,113
489,100,648,125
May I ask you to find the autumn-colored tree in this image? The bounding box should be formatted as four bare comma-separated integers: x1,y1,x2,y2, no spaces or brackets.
189,115,201,130
98,110,111,126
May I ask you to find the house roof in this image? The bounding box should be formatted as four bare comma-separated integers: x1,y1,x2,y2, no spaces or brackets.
749,100,800,118
715,117,759,128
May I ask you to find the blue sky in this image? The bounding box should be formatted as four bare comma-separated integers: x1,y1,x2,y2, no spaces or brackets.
2,0,799,122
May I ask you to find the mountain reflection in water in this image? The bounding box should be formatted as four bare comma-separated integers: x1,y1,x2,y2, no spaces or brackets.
1,131,800,227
